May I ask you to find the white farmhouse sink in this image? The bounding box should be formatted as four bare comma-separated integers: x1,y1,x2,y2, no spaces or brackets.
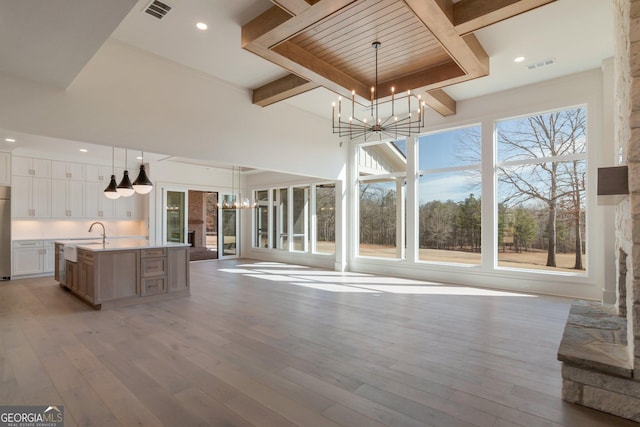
63,241,104,262
63,245,78,262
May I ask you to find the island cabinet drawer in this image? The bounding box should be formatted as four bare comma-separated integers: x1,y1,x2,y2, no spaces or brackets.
141,248,167,258
77,250,95,264
141,276,167,296
141,257,167,277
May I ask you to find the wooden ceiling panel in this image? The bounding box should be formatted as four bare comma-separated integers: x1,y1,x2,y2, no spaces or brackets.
293,0,400,50
292,0,449,87
242,0,557,113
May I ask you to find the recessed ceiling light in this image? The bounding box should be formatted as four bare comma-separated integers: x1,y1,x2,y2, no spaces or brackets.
80,149,88,153
4,138,16,143
136,156,143,160
196,22,208,30
514,56,525,63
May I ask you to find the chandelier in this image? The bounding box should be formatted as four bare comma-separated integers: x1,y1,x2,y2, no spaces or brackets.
332,41,426,141
218,166,255,210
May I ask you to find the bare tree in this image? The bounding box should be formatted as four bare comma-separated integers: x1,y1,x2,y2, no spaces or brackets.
497,107,586,268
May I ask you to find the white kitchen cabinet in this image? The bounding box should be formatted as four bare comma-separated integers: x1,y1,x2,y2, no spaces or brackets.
12,156,51,178
12,240,55,276
12,175,51,218
52,161,85,181
85,165,113,183
51,179,85,218
85,181,115,219
115,194,143,219
0,152,10,185
43,241,55,273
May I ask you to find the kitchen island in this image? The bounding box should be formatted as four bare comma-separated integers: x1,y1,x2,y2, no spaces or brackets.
55,239,190,309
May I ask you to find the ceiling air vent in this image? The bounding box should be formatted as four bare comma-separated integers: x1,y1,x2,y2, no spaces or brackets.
527,58,556,70
144,0,172,19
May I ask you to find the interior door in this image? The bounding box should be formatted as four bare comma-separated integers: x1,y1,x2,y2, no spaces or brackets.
163,188,188,244
219,199,238,258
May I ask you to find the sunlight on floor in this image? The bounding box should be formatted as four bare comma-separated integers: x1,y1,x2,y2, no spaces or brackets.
219,262,537,297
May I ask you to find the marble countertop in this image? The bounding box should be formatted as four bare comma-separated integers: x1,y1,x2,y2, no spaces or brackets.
57,238,189,251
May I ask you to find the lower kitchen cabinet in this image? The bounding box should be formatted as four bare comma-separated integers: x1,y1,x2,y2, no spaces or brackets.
13,240,55,276
168,246,189,293
94,249,139,303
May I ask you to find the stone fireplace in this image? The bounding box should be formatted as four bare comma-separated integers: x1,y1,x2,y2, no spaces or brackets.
557,0,640,422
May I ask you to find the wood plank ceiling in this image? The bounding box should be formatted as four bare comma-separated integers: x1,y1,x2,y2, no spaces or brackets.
242,0,556,116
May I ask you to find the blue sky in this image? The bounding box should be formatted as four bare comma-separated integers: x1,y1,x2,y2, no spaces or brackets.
417,126,481,204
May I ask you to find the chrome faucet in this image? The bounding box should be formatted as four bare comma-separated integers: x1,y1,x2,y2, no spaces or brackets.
88,222,106,246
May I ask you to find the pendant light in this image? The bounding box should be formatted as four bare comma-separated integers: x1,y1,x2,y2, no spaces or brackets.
116,149,135,197
218,165,255,209
104,147,121,200
133,151,153,194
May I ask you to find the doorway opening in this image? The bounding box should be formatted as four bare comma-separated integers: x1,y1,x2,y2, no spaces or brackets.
188,190,219,261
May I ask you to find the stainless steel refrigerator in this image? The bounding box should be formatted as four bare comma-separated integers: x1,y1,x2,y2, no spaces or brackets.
0,186,10,280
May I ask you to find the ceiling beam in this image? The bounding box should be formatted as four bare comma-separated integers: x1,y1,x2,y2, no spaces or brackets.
403,0,489,77
376,60,465,98
423,89,456,116
252,74,320,106
454,0,556,35
242,6,292,49
243,0,358,51
270,0,315,16
273,41,370,97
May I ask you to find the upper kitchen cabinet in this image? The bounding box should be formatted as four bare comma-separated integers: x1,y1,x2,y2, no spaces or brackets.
115,194,144,219
52,161,85,181
12,156,51,218
0,152,10,185
51,179,85,218
85,181,115,219
12,175,51,218
85,164,113,183
13,156,51,178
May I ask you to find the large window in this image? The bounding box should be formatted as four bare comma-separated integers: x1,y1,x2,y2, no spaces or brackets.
253,183,335,255
353,103,588,278
255,190,269,248
417,125,482,264
292,186,309,252
272,188,288,250
496,106,587,272
357,141,406,259
315,184,336,254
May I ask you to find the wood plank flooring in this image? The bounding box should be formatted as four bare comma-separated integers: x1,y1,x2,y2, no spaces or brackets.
0,259,636,426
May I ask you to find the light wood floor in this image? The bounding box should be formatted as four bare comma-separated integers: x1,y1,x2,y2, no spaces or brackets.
1,259,636,427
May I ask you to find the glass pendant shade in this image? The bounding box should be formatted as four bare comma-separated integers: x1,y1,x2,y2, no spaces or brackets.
104,174,121,199
117,170,135,197
133,164,153,194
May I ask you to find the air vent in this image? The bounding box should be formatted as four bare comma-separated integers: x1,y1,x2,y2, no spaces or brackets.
144,0,172,19
527,58,556,70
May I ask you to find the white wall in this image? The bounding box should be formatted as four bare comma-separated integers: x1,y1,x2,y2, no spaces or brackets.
0,39,345,180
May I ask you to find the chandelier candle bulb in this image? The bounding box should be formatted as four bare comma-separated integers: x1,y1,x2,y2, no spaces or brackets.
351,90,355,117
391,86,395,115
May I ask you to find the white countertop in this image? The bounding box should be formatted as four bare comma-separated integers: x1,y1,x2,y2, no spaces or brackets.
57,239,189,251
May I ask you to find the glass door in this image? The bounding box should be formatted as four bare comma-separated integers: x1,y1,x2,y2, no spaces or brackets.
219,199,239,258
163,188,188,244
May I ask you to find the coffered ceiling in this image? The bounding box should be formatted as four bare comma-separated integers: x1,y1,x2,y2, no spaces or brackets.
242,0,554,116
